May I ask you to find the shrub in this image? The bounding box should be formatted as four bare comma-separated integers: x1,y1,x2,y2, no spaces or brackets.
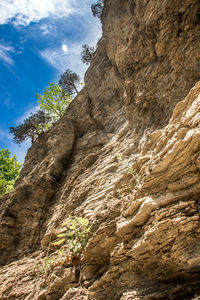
38,216,92,274
53,216,91,257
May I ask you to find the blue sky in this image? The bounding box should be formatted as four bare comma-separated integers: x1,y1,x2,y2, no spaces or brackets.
0,0,101,162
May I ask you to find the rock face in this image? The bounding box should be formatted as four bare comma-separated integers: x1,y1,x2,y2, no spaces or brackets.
1,0,200,299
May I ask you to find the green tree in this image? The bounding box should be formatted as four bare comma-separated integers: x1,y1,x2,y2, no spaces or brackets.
37,82,72,122
10,110,51,144
0,148,21,197
91,0,104,18
10,83,72,145
81,44,95,65
58,69,80,95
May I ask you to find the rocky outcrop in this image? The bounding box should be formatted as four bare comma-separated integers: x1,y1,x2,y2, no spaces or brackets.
1,0,200,299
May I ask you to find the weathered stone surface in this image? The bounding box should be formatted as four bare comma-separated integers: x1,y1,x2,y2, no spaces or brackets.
1,0,200,299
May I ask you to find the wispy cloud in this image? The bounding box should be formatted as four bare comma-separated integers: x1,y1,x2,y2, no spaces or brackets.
39,24,53,35
15,104,39,125
40,47,69,72
0,0,93,26
0,128,12,141
40,20,101,79
9,140,31,163
0,44,15,65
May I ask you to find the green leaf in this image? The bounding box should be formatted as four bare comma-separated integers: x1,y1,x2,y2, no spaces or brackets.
85,226,92,232
58,249,65,257
76,217,89,226
57,233,66,238
62,218,72,226
52,239,65,246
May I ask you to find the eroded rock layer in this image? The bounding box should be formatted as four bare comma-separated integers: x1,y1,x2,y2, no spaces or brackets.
1,0,200,299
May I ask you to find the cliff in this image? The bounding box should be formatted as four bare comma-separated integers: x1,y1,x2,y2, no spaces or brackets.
1,0,200,299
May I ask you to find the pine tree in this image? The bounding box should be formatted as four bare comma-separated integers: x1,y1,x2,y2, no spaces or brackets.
58,69,80,95
81,44,95,65
10,110,51,144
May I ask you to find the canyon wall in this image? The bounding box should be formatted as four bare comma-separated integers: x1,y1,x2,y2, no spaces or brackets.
1,0,200,299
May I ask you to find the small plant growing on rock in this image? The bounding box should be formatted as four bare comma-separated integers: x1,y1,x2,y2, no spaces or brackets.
127,165,141,183
35,257,55,275
43,257,56,275
37,217,91,276
117,153,141,186
52,216,91,266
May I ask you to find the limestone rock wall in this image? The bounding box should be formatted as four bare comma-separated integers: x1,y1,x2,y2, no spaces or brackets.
0,0,200,299
103,0,200,136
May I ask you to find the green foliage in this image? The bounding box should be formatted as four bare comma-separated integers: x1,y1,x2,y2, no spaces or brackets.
10,110,51,144
126,164,141,184
0,148,21,197
0,178,14,198
81,44,95,65
43,257,55,275
36,217,91,276
37,82,72,123
91,0,104,18
53,216,91,257
35,257,55,275
58,69,80,95
10,83,71,145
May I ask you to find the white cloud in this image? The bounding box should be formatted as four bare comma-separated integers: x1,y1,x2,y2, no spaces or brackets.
0,0,92,26
40,24,53,35
0,128,12,141
40,42,87,80
0,44,15,65
40,47,68,71
40,44,86,81
40,20,102,79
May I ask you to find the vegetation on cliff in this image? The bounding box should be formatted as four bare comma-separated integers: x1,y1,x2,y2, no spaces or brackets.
8,0,101,148
1,0,200,299
10,110,52,144
10,83,72,144
81,44,95,65
0,148,21,197
58,69,80,95
91,0,104,18
36,83,72,123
